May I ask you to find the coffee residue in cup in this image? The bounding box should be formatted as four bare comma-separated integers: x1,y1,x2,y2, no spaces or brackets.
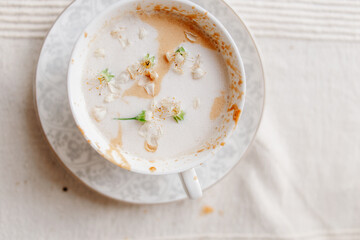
210,94,226,120
123,11,216,98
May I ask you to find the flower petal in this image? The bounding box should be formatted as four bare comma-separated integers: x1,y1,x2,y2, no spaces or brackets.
137,75,150,86
139,27,148,39
127,62,140,79
193,97,201,109
165,52,174,62
92,106,107,122
144,82,155,96
117,71,131,83
108,81,122,94
149,70,159,81
174,52,185,64
138,122,150,137
145,111,153,122
184,31,198,42
192,67,206,79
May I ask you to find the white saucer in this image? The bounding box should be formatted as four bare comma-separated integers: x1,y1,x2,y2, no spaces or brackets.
34,0,265,204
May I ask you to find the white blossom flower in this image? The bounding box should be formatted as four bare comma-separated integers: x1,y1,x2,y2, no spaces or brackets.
139,27,148,39
166,47,187,74
193,97,200,109
192,55,206,79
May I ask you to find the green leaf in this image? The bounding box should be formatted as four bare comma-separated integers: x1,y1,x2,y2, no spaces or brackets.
173,110,185,123
135,110,147,122
100,68,115,82
176,47,185,53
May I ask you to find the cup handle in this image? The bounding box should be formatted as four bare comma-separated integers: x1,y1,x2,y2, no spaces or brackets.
179,168,202,199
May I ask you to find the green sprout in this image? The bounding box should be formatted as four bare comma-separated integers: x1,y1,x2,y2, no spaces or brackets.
176,46,185,53
175,47,187,56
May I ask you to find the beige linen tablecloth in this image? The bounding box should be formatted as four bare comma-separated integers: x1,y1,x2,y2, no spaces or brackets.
1,0,360,239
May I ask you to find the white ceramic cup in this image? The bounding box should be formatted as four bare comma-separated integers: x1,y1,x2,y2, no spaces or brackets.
68,0,246,199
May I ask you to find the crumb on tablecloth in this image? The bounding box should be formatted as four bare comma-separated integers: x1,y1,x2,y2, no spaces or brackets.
201,205,214,215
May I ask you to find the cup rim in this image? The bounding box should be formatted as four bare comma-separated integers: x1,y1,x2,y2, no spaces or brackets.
67,0,246,175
